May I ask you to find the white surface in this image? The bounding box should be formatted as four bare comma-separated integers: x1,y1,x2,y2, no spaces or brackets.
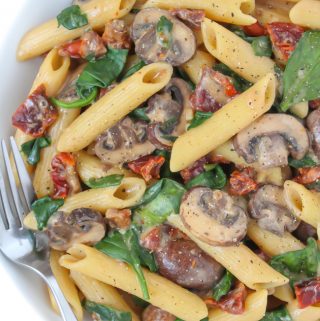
0,1,70,320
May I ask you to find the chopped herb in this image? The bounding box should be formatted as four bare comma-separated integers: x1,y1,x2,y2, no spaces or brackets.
21,137,51,165
122,60,146,79
251,36,272,57
260,306,292,321
212,270,234,301
129,107,150,122
188,111,213,130
161,135,177,142
85,174,124,189
288,155,317,168
156,16,173,49
160,117,178,134
57,5,88,30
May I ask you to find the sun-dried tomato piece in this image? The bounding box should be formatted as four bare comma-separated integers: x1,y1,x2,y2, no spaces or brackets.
12,84,58,137
180,156,209,183
229,167,258,196
190,67,238,112
205,283,248,314
59,31,106,59
105,208,131,230
140,226,162,251
266,22,304,64
309,98,320,110
102,19,131,49
51,152,81,199
170,9,205,30
295,277,320,309
243,21,266,36
293,166,320,185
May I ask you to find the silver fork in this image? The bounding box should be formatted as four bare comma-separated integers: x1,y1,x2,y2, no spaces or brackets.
0,136,78,321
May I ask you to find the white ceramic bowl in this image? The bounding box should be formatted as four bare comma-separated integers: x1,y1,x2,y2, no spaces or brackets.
0,1,74,320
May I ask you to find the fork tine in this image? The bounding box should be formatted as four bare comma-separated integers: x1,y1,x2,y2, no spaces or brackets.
10,136,35,210
1,140,25,226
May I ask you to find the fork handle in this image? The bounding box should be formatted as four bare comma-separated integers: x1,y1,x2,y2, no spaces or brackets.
45,274,79,321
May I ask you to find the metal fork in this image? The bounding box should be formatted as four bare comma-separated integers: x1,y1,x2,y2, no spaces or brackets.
0,136,78,321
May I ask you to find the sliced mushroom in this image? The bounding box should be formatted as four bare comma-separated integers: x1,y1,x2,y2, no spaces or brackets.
234,114,309,168
249,185,299,236
307,109,320,159
142,305,176,321
132,8,196,66
46,208,106,251
293,221,317,243
180,187,248,246
94,117,155,165
146,78,192,149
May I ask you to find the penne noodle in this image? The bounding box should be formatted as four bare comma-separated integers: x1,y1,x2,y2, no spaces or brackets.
170,73,276,172
17,0,135,60
202,18,275,83
273,284,295,303
287,299,320,321
57,63,173,152
289,0,320,29
143,0,256,25
59,244,208,321
167,215,289,290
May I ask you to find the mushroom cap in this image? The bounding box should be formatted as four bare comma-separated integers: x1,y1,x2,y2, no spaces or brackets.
142,305,176,321
307,109,320,159
248,184,299,236
234,114,309,168
46,208,106,251
132,8,196,66
180,187,248,246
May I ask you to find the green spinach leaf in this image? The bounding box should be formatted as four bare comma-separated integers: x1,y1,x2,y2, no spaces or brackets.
21,137,51,165
122,60,146,79
280,31,320,111
156,16,173,49
212,270,234,301
57,5,88,30
288,155,317,168
86,174,124,189
153,150,179,180
188,111,213,130
31,196,64,230
129,107,150,122
251,36,272,57
84,300,132,321
260,307,292,321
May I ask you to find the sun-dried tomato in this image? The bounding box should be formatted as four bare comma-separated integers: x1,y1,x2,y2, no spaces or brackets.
12,84,58,137
243,21,266,36
309,98,320,110
102,19,131,49
51,152,81,199
180,156,209,183
266,22,304,63
229,167,258,196
295,277,320,309
170,9,205,30
128,155,165,182
205,283,247,314
293,166,320,185
105,208,131,230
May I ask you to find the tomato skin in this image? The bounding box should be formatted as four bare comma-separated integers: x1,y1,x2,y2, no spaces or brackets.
293,167,320,185
243,22,266,36
59,39,83,59
229,167,258,196
12,84,58,137
170,9,205,30
180,156,209,183
127,155,165,182
295,277,320,309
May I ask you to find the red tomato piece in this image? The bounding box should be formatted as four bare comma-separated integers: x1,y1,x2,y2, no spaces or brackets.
51,152,81,199
309,98,320,110
105,208,132,230
295,277,320,309
266,22,304,63
127,155,165,182
229,167,258,196
205,283,248,314
12,84,58,137
170,9,205,30
243,22,266,36
180,156,209,183
293,166,320,185
102,19,131,49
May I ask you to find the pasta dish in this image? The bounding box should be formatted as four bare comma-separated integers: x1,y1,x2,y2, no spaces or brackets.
9,0,320,320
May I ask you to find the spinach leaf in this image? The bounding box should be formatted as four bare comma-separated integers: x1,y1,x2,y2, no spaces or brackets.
213,63,252,92
21,137,51,165
86,174,124,189
251,36,272,57
175,68,195,90
122,60,146,79
269,238,319,285
84,300,132,321
260,307,292,321
57,5,88,30
31,196,64,230
288,155,317,168
280,31,320,111
161,135,177,142
188,111,213,130
76,48,128,94
129,107,150,122
156,16,173,49
134,179,186,227
132,180,164,209
212,270,234,301
185,165,227,190
96,228,156,299
153,150,179,180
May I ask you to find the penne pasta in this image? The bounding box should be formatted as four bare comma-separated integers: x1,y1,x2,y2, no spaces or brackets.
287,299,320,321
202,18,275,83
289,0,320,29
170,73,276,172
143,0,256,25
273,284,295,303
17,0,135,60
208,290,268,321
57,63,173,152
254,0,293,24
167,215,289,290
59,244,208,321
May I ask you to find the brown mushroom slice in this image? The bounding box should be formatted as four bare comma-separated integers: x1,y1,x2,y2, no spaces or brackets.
234,114,309,168
249,185,299,236
46,208,106,251
142,305,176,321
132,8,196,66
180,187,248,246
95,117,155,165
307,109,320,159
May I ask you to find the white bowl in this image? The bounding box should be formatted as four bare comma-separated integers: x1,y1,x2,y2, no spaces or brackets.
0,1,74,320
